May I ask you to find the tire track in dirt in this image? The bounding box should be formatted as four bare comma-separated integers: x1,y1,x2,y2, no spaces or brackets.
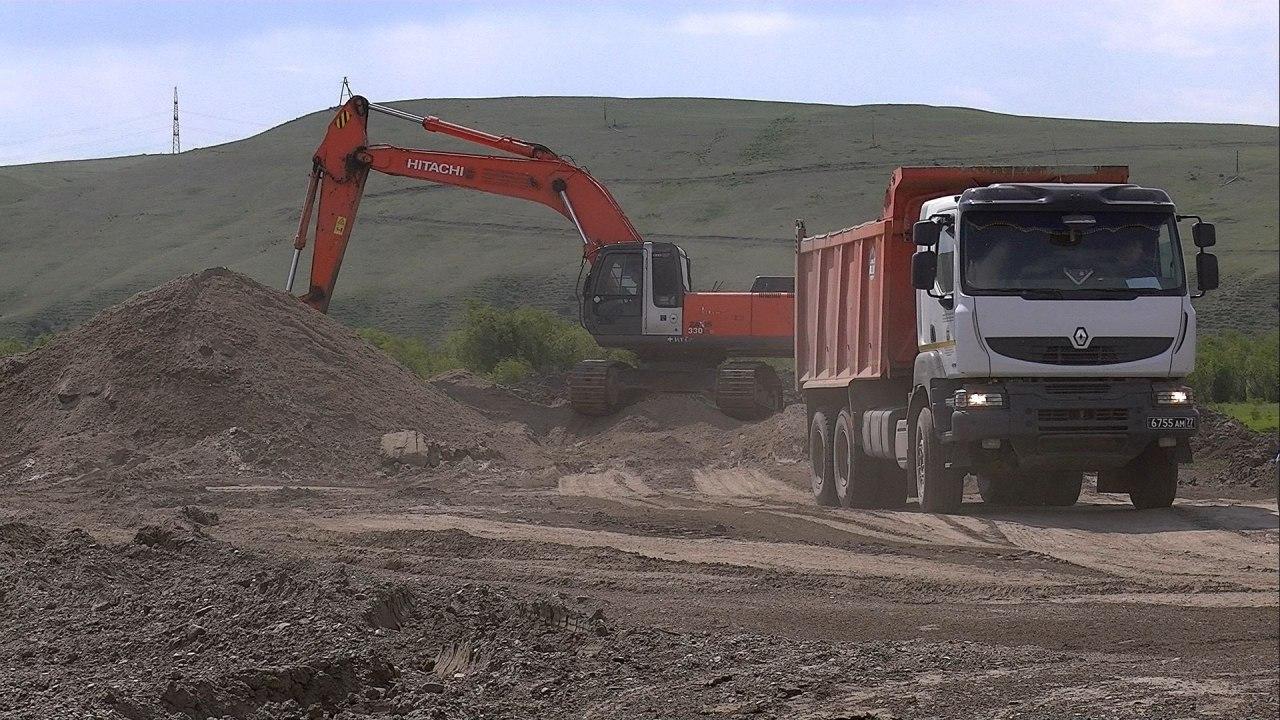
557,470,668,508
984,501,1278,595
691,468,811,504
317,513,1072,591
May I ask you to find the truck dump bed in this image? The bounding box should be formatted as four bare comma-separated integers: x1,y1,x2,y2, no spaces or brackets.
794,166,1130,390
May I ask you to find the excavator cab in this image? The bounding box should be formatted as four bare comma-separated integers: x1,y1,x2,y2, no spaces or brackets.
582,242,689,340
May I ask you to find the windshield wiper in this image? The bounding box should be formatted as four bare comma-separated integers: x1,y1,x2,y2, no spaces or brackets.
1015,289,1062,299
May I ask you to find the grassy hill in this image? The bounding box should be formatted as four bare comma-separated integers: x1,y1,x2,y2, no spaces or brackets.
0,97,1275,340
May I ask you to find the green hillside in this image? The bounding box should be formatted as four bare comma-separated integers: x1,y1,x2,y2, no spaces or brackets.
0,97,1275,339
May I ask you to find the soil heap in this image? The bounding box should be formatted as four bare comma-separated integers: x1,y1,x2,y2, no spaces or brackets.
1190,407,1279,491
0,268,541,493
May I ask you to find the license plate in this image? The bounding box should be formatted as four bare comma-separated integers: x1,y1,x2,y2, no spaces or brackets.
1148,416,1196,430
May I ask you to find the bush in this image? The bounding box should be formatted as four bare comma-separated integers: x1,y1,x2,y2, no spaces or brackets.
445,301,622,376
1188,331,1279,403
356,328,459,379
0,334,51,357
490,357,534,385
358,302,625,384
0,338,26,356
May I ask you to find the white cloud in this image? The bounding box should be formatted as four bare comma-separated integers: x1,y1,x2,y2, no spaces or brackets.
0,3,1274,165
675,10,802,37
1080,0,1271,58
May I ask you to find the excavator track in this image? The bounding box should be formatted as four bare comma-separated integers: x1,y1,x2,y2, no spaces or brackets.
714,361,783,420
568,360,625,416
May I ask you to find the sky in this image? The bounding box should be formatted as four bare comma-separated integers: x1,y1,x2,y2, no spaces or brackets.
1,0,1277,165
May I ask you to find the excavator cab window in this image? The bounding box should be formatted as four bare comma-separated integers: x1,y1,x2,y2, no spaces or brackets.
590,251,643,318
651,244,684,309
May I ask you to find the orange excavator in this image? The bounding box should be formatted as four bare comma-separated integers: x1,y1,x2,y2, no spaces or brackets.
286,96,793,417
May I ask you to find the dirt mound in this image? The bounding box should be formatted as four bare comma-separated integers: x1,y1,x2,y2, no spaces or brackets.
1189,408,1279,491
430,369,808,475
0,268,544,493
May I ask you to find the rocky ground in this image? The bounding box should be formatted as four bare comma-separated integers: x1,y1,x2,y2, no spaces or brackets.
1,271,1276,719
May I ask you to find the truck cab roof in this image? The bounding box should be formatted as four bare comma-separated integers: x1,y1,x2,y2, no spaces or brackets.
959,182,1175,212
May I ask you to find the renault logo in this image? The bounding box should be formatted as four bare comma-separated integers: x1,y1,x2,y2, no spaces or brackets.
1071,327,1091,349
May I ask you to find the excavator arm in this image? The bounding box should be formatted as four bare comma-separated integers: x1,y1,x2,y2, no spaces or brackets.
288,95,642,312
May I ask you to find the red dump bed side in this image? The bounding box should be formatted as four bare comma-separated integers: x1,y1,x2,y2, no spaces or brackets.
795,166,1130,390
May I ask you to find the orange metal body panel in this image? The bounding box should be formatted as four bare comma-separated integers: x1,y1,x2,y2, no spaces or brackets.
295,96,642,311
795,166,1130,390
684,291,793,340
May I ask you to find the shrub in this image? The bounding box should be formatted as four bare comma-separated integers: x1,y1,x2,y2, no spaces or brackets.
0,334,54,356
491,357,534,385
356,328,458,380
0,338,26,357
1188,331,1279,403
445,301,622,375
358,302,625,384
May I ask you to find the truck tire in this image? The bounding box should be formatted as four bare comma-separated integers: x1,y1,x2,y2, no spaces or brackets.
809,410,838,507
914,407,963,514
1129,445,1178,510
834,409,908,509
1037,471,1084,507
833,409,873,508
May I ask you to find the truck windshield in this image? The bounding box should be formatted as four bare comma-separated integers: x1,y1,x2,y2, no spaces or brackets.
960,211,1184,296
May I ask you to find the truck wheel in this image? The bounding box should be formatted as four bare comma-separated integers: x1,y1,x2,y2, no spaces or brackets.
834,409,908,509
1037,471,1084,507
1129,445,1178,510
914,407,963,514
809,411,838,507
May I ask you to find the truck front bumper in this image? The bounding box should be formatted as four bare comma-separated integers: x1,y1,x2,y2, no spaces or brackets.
945,378,1197,470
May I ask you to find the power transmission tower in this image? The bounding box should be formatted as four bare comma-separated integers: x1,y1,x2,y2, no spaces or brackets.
339,76,353,105
171,87,180,154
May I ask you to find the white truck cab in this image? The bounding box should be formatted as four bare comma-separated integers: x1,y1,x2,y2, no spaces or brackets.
906,182,1219,508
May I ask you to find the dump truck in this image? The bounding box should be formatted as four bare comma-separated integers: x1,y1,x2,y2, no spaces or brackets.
796,166,1219,513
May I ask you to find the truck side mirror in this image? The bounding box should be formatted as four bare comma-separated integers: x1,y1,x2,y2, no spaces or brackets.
912,251,938,290
913,220,941,247
1192,222,1216,248
1195,252,1219,292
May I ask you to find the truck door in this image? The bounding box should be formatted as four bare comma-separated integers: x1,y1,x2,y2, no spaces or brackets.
642,242,685,336
584,247,644,336
918,212,957,349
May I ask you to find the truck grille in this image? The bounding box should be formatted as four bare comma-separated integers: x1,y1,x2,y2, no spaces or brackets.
988,337,1172,366
1037,407,1129,433
1042,380,1116,396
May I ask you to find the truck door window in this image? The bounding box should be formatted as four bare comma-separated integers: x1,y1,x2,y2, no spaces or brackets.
936,221,956,294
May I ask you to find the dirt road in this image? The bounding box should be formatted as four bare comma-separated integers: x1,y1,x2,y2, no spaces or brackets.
4,451,1275,719
2,272,1276,719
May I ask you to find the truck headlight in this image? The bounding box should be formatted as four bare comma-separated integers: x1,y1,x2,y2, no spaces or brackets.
1153,384,1192,405
954,386,1006,409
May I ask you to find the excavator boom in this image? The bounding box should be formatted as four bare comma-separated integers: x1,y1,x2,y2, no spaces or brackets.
289,96,641,312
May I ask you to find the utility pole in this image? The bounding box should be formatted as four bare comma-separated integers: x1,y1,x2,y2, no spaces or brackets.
171,87,180,154
339,76,353,105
